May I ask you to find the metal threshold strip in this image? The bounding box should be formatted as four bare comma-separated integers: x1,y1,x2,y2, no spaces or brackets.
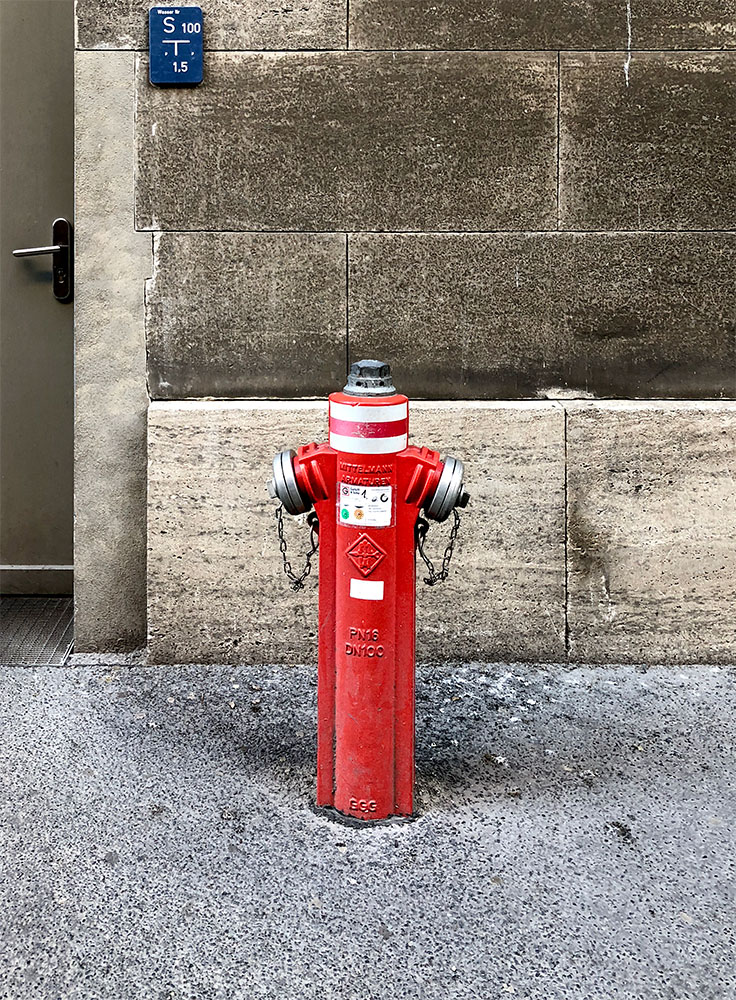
0,597,73,665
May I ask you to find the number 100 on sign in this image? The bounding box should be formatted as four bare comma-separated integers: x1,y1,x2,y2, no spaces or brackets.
149,6,204,86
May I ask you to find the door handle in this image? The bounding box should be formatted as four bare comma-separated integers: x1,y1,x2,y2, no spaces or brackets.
13,244,63,256
12,218,73,303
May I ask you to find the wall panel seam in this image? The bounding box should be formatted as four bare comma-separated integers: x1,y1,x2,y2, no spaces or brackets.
562,403,570,658
556,50,561,231
76,47,736,54
345,233,350,378
131,229,736,236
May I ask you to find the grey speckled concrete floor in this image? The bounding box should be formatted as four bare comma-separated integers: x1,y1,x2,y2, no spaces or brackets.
1,662,734,1000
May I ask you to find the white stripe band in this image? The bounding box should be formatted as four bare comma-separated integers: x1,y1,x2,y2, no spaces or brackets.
350,579,385,601
330,432,408,454
330,401,408,423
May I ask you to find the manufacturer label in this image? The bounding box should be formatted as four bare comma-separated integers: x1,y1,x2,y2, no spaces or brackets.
338,461,392,486
338,483,392,527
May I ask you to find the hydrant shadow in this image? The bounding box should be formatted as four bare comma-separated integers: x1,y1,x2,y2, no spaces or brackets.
101,663,319,813
413,662,671,814
104,662,681,823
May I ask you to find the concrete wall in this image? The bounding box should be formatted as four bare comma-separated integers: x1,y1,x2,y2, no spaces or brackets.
75,1,736,662
74,52,150,650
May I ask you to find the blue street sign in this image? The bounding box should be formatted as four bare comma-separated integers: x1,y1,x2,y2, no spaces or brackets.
149,6,203,86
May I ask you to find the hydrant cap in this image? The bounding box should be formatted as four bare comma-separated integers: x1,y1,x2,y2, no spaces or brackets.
344,359,397,397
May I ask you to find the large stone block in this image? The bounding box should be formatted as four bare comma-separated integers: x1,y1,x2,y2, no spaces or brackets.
567,402,736,664
75,52,150,651
637,2,736,48
349,233,736,399
76,0,345,50
560,53,736,231
146,233,347,398
147,401,565,664
136,51,557,232
147,402,323,664
412,403,566,662
350,1,736,50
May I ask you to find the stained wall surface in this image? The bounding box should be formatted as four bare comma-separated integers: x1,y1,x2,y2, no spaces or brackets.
116,5,736,402
75,1,736,661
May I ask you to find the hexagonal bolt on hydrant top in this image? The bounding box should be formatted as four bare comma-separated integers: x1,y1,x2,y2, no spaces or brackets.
268,360,469,823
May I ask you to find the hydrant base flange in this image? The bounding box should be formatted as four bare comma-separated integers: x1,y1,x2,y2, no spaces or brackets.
311,804,415,829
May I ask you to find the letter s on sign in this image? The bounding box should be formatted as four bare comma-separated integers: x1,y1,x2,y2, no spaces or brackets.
163,15,175,32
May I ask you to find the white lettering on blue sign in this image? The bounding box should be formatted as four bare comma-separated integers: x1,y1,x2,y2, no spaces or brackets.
149,6,203,86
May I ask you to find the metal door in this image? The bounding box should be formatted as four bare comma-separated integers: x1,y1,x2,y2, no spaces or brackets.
0,0,74,595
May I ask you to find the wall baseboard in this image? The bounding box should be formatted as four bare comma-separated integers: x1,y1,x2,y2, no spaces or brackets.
0,567,73,595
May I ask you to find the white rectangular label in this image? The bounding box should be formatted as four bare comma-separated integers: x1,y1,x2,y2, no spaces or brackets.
338,483,392,527
350,579,385,601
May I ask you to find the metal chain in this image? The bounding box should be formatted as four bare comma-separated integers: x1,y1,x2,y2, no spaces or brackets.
275,504,320,591
415,509,462,586
277,504,460,590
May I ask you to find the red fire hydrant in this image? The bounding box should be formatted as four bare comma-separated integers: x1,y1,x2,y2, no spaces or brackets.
268,360,469,822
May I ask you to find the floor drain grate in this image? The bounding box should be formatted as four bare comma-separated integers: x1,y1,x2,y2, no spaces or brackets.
0,597,74,665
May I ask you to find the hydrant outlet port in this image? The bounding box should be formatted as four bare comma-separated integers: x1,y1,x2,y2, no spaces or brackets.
424,455,467,522
270,448,312,515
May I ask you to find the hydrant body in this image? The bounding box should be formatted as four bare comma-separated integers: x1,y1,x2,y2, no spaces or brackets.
270,362,468,822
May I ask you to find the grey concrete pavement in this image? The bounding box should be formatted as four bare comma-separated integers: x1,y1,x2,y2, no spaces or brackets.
1,661,734,999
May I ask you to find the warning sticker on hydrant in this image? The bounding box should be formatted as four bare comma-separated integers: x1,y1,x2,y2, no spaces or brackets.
338,483,392,527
